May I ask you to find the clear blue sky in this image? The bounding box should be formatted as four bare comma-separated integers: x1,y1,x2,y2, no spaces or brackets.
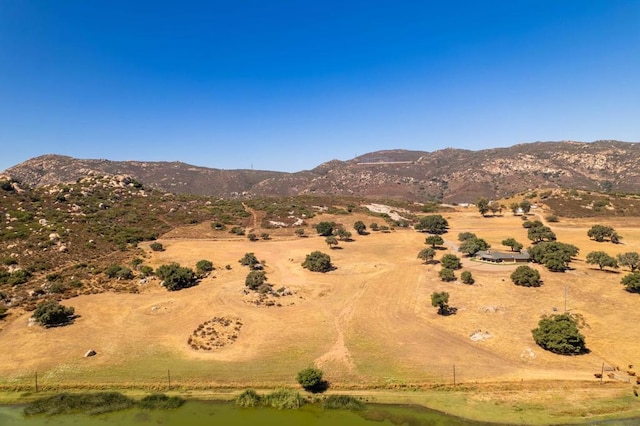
1,1,639,173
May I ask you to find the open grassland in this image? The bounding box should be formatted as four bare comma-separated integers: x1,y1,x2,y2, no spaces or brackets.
1,207,640,423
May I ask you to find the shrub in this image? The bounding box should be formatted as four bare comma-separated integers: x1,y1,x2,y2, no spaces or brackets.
247,233,258,241
296,367,325,392
245,271,267,290
239,252,259,269
195,259,214,276
235,389,262,407
621,272,640,293
461,271,474,285
263,389,306,409
322,395,365,410
315,221,335,236
532,313,587,355
138,394,185,409
149,242,164,252
33,301,75,327
439,268,456,282
441,254,462,270
302,251,333,273
155,263,197,291
510,265,541,287
431,291,450,315
24,392,135,416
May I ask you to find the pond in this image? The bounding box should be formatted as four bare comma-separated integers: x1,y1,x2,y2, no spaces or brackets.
0,400,488,425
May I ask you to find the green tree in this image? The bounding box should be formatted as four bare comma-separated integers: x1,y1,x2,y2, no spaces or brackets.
431,291,450,315
325,236,339,249
425,235,444,248
532,313,586,355
417,248,436,264
621,272,640,293
296,367,325,392
336,228,352,241
458,237,490,256
586,251,618,271
295,228,305,237
510,265,541,287
460,270,474,285
196,260,214,276
302,251,333,272
439,268,456,282
522,219,543,229
519,200,532,214
353,221,367,235
458,232,477,242
509,202,520,215
315,222,335,236
415,215,449,234
239,252,259,269
441,254,462,270
587,224,616,242
617,252,640,272
245,270,267,290
528,225,556,243
501,238,523,252
156,263,197,291
476,197,490,216
528,241,579,271
32,301,75,327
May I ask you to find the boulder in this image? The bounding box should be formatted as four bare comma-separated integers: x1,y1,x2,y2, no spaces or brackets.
84,349,97,357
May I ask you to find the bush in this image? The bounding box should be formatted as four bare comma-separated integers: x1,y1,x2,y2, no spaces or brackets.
315,221,335,236
149,242,164,252
510,265,541,287
247,233,258,241
441,254,462,270
532,313,587,355
195,259,214,276
439,268,456,282
155,263,197,291
239,252,259,269
302,251,333,273
33,301,75,327
235,389,262,407
245,271,267,290
24,392,135,416
263,389,306,409
296,367,325,392
621,272,640,293
138,394,185,409
461,271,474,285
322,395,365,410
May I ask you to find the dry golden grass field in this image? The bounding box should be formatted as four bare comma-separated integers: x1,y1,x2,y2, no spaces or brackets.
1,206,640,421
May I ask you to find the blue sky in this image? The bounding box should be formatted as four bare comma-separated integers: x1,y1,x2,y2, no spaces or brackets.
1,1,639,173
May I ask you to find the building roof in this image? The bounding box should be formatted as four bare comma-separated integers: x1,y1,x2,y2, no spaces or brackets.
475,250,530,261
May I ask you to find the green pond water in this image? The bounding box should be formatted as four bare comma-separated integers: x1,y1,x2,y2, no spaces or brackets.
0,400,487,425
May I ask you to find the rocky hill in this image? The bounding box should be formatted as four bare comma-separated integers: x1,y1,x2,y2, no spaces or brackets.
5,140,640,202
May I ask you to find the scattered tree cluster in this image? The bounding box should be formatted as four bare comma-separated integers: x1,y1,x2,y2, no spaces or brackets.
532,313,587,355
415,215,448,234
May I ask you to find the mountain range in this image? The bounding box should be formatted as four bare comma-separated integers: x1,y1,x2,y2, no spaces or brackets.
4,140,640,202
